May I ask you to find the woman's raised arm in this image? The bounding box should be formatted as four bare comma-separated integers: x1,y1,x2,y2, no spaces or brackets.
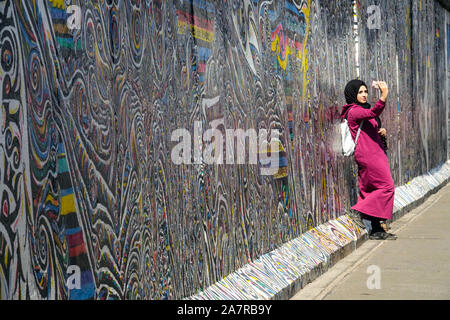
348,99,386,122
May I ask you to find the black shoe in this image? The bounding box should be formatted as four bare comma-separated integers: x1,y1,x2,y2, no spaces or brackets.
369,231,386,240
385,232,397,239
369,231,397,240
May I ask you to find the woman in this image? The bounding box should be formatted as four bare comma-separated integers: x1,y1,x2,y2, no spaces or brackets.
341,79,397,240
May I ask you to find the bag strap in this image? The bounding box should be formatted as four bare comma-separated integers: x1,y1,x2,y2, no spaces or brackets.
354,120,364,145
345,106,364,145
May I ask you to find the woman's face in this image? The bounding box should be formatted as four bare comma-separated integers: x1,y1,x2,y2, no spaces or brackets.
357,85,368,104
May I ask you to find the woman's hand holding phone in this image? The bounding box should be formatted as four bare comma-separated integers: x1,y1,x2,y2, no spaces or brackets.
372,81,389,102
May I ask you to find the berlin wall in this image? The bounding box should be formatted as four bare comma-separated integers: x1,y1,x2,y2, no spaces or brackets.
0,0,448,299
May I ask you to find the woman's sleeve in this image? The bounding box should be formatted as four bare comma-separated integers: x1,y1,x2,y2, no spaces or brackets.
348,100,386,122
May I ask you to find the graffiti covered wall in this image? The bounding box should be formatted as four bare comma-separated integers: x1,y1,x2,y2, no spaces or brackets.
0,0,447,299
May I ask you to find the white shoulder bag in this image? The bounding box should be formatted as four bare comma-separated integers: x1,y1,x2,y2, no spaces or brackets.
341,114,364,157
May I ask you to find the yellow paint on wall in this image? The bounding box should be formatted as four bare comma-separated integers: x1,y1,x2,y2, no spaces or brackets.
300,0,311,115
45,193,59,207
178,20,214,43
271,34,291,71
48,0,65,9
61,193,76,216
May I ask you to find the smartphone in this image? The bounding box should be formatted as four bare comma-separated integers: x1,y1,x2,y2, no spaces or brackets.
371,81,379,89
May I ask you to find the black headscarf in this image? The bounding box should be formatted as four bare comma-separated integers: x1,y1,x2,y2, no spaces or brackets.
344,79,387,151
344,79,370,107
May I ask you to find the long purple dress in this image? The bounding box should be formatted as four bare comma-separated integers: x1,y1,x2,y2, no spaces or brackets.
340,99,395,220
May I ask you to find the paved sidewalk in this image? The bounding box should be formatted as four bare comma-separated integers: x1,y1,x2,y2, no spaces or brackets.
292,181,450,300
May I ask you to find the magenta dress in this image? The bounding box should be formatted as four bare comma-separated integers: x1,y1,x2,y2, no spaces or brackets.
340,99,395,220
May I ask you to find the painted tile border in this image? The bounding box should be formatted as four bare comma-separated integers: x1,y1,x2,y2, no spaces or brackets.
187,160,450,300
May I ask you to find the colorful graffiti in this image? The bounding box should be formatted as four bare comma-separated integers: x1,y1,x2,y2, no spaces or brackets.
0,0,448,300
